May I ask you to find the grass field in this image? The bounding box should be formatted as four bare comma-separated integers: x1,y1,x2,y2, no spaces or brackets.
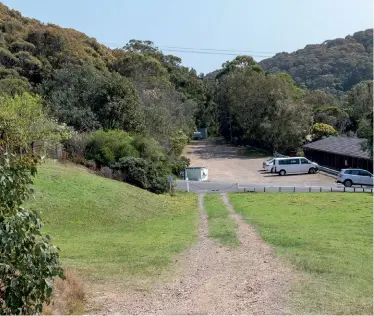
204,194,239,247
229,193,373,314
27,161,198,283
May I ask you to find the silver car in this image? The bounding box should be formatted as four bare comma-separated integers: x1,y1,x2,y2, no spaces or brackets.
336,169,374,187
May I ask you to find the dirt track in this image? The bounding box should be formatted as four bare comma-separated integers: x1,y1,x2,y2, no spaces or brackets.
184,140,335,186
89,194,298,315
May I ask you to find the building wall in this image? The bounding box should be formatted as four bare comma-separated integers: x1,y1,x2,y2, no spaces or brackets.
304,149,373,173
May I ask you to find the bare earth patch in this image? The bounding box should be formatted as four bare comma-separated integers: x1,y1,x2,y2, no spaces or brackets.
88,194,299,315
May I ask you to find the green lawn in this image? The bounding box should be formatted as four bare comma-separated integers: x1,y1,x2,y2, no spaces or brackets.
27,161,198,282
229,193,373,314
204,194,239,247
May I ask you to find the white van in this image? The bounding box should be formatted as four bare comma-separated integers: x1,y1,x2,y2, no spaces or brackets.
272,157,319,176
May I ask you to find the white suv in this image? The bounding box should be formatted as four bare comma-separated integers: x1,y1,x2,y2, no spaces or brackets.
337,169,373,187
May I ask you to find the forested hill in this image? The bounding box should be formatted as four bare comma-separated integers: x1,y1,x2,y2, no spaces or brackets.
0,2,372,160
259,29,373,94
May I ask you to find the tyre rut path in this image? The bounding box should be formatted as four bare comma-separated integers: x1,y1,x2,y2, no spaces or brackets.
89,193,297,314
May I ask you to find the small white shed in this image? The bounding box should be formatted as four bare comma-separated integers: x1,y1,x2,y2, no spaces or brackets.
185,167,208,181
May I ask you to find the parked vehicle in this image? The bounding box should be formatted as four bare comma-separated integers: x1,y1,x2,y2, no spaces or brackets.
192,132,203,140
336,169,373,187
265,160,276,173
262,158,274,170
273,157,319,176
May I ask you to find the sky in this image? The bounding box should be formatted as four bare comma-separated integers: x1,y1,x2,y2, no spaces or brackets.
2,0,373,74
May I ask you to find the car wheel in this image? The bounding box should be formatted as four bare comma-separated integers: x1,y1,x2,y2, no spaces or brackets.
309,168,316,174
279,169,286,176
344,179,353,187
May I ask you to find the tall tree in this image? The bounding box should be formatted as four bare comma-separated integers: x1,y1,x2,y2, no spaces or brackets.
40,65,144,133
0,93,64,314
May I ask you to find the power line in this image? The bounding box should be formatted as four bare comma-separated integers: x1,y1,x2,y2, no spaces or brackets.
160,48,272,58
158,45,275,55
102,42,275,57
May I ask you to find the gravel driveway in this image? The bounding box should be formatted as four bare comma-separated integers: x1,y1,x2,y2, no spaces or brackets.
89,194,298,314
184,140,336,186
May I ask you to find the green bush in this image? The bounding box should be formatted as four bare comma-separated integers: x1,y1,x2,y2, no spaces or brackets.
0,66,19,79
131,135,166,162
9,40,36,53
112,157,169,194
312,122,338,140
169,130,189,156
169,155,190,176
0,47,17,66
85,130,138,167
0,77,31,97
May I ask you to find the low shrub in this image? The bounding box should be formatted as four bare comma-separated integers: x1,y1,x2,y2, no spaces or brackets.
112,157,169,194
62,132,89,164
169,155,190,176
131,134,166,162
85,130,138,167
98,166,113,179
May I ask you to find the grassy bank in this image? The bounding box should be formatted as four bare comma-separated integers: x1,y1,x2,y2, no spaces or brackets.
204,194,239,247
27,161,198,282
229,193,373,314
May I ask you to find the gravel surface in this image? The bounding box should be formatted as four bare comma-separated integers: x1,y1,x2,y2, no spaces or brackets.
185,140,335,186
88,194,298,315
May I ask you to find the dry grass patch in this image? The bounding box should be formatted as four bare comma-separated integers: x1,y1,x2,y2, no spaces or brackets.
43,270,85,315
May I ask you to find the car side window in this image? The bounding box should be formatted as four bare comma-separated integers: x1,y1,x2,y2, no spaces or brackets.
359,170,371,177
301,158,309,164
290,159,299,164
344,170,351,174
351,170,360,175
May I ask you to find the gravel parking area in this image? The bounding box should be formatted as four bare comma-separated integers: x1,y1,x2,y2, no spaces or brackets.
184,140,336,186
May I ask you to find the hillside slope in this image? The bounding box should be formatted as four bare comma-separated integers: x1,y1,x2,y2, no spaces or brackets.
259,29,373,93
27,161,198,281
0,3,115,86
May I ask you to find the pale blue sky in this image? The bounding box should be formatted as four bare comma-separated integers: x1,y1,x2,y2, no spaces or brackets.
2,0,373,74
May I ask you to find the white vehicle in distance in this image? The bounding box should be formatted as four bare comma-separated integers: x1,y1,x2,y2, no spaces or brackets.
336,169,373,187
263,158,275,171
273,157,319,176
265,161,276,173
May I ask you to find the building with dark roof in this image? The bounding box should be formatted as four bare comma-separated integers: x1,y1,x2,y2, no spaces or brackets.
303,136,373,172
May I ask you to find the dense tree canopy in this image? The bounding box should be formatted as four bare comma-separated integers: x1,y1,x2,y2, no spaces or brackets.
216,63,312,152
259,29,373,94
0,1,372,154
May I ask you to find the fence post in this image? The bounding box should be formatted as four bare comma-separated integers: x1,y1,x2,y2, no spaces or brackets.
264,187,265,192
344,187,346,192
354,187,356,193
244,188,246,192
371,188,373,194
309,187,311,193
254,187,256,193
320,187,322,192
279,187,281,192
236,183,239,192
186,179,189,192
331,187,332,192
293,187,295,192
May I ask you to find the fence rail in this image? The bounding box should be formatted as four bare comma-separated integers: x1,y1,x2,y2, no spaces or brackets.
176,180,373,194
237,184,373,194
